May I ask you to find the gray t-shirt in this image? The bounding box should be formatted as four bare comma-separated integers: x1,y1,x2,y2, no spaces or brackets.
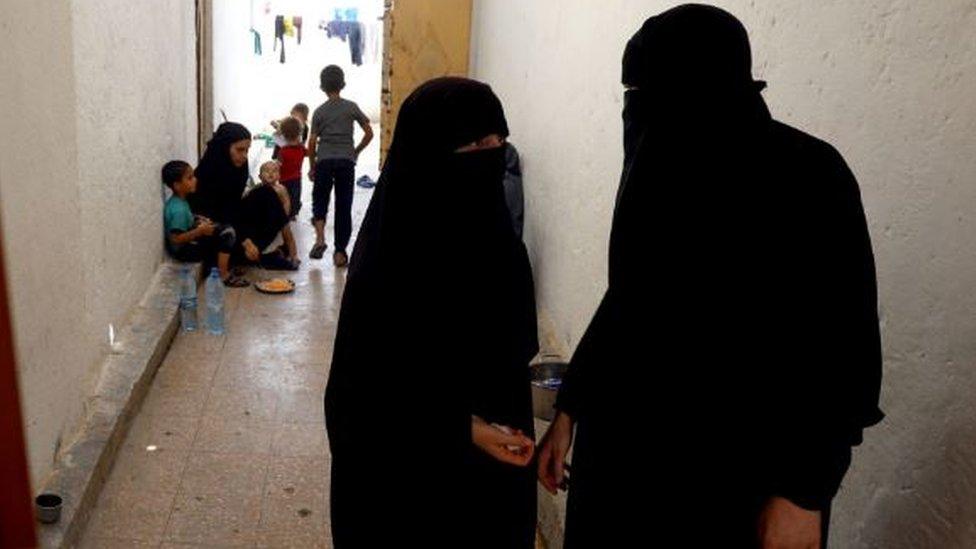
310,97,369,162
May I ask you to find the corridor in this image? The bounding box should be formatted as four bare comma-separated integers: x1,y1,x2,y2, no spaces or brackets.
76,152,378,548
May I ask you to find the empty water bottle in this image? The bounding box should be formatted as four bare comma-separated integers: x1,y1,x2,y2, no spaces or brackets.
205,267,225,335
179,267,198,332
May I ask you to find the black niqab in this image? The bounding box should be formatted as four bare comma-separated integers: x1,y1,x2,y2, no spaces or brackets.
325,78,538,548
190,122,251,224
556,5,883,547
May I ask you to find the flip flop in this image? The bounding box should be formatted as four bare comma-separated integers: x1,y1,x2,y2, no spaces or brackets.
309,243,328,260
223,274,250,288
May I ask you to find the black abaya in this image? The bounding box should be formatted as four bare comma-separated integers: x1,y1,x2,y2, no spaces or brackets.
234,183,289,252
324,78,538,548
555,5,883,547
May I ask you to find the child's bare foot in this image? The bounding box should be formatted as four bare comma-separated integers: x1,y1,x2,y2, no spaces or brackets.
333,251,348,268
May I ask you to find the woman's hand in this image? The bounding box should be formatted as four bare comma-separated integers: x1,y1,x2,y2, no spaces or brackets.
243,239,260,262
537,411,574,494
758,497,821,549
472,416,534,467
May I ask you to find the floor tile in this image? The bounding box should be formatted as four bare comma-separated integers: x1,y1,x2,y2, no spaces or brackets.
165,491,262,547
102,446,189,495
179,451,270,498
272,422,330,458
125,414,202,451
204,385,278,422
86,488,176,541
141,382,210,417
192,417,276,455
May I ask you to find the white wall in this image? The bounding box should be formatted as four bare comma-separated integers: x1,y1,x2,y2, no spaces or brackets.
471,0,976,546
0,0,198,488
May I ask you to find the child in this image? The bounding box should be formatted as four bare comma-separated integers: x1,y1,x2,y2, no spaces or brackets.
271,103,310,157
162,160,249,287
275,116,306,220
307,65,373,267
234,161,300,271
292,102,310,143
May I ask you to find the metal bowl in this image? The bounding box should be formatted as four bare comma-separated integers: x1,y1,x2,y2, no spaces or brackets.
530,362,568,421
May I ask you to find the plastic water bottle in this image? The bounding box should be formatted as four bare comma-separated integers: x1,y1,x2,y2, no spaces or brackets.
179,267,198,332
204,267,225,335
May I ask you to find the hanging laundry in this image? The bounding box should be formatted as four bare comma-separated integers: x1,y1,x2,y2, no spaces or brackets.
293,16,303,44
363,20,381,65
250,28,262,55
325,19,350,42
349,21,365,66
274,15,285,63
334,7,359,22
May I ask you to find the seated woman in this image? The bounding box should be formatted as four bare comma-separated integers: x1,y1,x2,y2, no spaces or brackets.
324,77,539,548
232,162,299,271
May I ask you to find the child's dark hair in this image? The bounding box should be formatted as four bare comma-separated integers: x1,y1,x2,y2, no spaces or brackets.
161,160,192,189
291,103,309,119
320,65,345,94
280,116,302,141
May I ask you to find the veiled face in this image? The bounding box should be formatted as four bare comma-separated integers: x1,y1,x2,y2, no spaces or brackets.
453,133,506,153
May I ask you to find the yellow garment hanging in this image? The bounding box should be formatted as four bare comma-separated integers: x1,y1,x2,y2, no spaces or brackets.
284,16,295,37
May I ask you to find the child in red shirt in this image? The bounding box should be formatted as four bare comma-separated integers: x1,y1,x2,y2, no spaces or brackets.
275,116,306,220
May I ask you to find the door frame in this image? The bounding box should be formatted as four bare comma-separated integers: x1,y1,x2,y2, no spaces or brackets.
197,0,215,156
0,209,37,547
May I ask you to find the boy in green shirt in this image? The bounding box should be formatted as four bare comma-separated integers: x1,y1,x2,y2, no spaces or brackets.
162,160,247,287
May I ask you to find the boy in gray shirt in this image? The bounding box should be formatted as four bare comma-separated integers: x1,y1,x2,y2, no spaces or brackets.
307,65,374,266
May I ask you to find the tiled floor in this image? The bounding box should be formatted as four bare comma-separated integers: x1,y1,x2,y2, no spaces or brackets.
78,141,379,548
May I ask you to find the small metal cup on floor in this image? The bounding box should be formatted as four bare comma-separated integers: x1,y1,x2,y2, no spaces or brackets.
35,493,62,524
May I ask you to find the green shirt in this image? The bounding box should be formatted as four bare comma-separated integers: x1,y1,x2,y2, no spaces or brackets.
164,195,194,252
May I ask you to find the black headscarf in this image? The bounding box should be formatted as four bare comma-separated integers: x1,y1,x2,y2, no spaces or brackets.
556,5,882,545
190,122,251,224
325,78,538,548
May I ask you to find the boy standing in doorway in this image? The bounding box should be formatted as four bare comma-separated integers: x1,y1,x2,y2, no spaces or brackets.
307,65,373,267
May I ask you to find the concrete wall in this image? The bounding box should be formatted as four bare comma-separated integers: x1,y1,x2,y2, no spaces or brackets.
0,0,198,488
471,0,976,547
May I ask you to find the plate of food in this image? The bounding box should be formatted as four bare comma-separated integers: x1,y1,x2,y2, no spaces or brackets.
254,278,296,294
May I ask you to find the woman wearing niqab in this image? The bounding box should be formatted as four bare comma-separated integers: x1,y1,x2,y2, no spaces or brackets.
538,5,883,548
325,77,539,548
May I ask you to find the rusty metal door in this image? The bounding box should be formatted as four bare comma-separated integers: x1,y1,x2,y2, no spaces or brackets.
381,0,473,164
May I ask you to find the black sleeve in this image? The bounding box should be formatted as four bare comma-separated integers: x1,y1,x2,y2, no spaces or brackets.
470,243,539,424
234,187,267,245
555,291,614,419
772,147,884,510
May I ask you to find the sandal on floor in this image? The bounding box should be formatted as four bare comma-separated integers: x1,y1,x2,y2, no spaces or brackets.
223,274,250,288
333,250,349,268
309,243,328,260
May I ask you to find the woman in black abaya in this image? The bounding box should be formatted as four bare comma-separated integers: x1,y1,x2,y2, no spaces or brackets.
324,78,539,548
537,5,883,548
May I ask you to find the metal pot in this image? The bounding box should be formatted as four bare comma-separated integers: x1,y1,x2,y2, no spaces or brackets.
530,362,568,421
